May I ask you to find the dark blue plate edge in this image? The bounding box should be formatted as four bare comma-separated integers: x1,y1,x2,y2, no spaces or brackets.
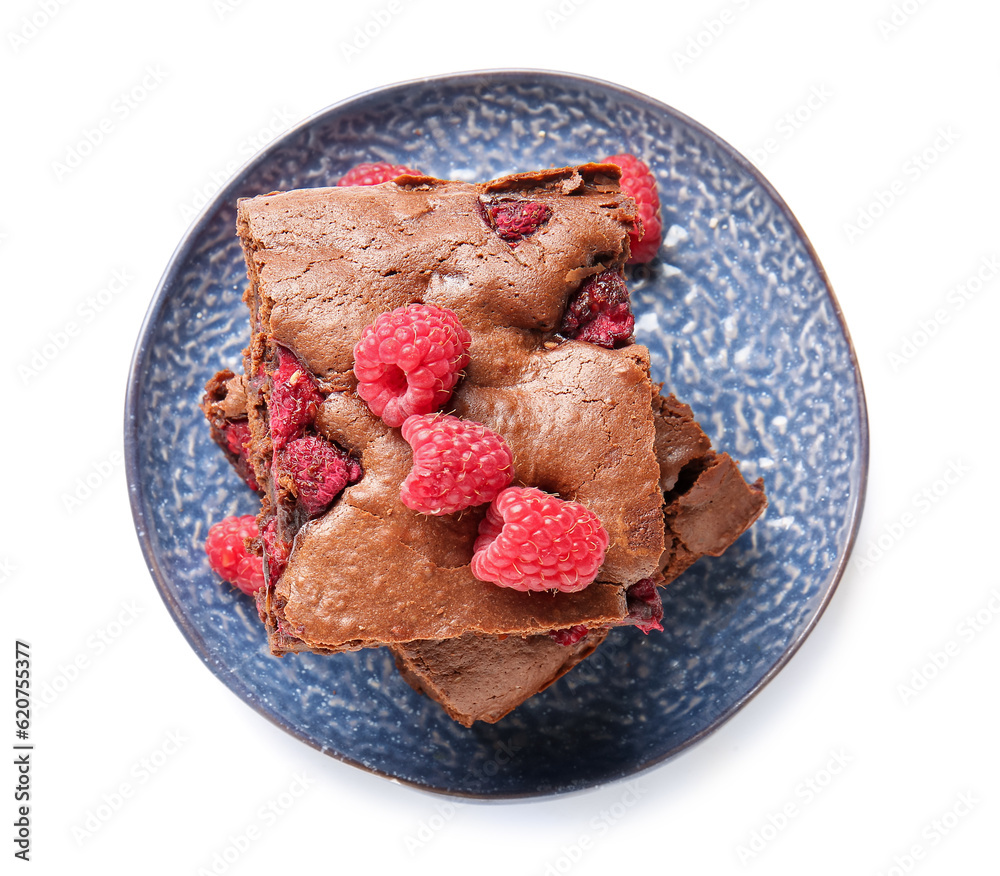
123,68,870,803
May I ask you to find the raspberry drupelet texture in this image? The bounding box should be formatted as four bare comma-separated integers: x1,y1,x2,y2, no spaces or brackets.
277,435,362,517
560,269,635,348
480,198,552,246
205,515,266,595
353,304,472,428
399,414,514,515
602,153,663,264
337,162,421,186
470,487,610,593
268,346,324,451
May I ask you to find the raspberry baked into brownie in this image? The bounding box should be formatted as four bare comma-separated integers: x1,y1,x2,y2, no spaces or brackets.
201,163,766,726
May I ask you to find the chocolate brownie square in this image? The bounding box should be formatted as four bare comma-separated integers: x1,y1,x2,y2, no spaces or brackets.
235,165,667,653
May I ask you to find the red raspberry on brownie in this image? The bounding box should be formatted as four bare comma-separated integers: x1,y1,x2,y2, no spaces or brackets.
470,487,610,593
400,413,514,515
269,346,324,451
560,269,635,348
220,419,259,491
602,153,663,263
260,517,290,585
277,435,362,517
338,162,420,186
480,198,552,247
205,515,265,595
353,303,472,428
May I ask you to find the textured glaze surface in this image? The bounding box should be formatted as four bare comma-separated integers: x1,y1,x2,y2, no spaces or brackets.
126,71,867,798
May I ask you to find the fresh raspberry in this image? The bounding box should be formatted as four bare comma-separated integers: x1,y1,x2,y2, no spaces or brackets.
223,418,251,457
220,419,259,492
205,515,265,595
560,270,635,348
399,414,514,515
260,517,290,585
277,435,361,517
470,487,610,593
269,346,324,451
480,198,552,246
338,162,421,186
623,576,664,634
353,304,471,428
602,153,663,263
548,625,591,646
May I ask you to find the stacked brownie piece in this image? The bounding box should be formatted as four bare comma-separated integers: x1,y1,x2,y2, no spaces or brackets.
201,164,765,726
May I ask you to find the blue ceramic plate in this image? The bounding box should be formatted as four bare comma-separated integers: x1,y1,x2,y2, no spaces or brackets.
126,70,867,798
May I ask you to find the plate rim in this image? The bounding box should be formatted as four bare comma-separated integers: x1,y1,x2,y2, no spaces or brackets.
124,67,869,800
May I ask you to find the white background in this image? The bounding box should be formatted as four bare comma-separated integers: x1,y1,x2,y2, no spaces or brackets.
4,0,999,873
